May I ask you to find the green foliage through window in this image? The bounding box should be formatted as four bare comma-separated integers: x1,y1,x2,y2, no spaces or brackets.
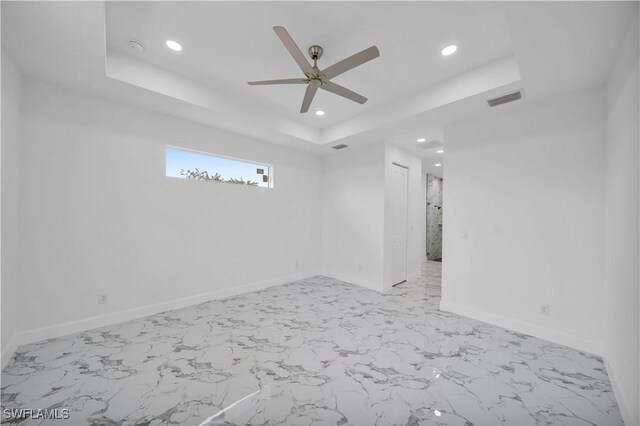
180,168,258,186
166,147,271,188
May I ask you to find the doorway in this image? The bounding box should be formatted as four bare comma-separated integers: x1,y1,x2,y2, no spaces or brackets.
390,163,408,285
426,174,443,261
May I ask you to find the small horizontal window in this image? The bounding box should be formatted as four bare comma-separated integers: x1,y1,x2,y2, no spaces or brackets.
166,147,272,188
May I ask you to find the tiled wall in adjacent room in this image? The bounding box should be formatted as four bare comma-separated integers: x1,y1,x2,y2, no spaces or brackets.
426,174,443,261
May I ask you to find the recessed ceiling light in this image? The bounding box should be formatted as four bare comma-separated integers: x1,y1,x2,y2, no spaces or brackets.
315,110,325,116
434,410,442,417
441,45,457,56
435,163,442,167
166,40,182,51
417,138,426,143
437,149,444,153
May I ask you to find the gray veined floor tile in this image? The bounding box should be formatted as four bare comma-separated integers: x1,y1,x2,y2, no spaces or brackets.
1,262,623,425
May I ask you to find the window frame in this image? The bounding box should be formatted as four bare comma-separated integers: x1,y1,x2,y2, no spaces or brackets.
165,145,274,189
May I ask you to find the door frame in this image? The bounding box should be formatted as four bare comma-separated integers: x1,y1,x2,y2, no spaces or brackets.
391,162,409,287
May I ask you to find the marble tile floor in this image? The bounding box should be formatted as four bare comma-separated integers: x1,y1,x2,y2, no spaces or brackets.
1,261,623,425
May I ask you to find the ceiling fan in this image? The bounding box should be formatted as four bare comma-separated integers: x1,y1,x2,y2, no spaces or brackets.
248,26,380,113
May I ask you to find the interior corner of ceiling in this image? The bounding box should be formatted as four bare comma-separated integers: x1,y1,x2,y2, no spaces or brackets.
505,52,523,82
102,51,322,148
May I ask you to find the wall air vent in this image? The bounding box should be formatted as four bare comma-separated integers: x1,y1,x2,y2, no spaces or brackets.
332,144,349,150
487,90,523,107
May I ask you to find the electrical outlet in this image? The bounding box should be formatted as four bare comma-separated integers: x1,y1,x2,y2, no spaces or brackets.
540,304,550,316
98,294,108,304
358,265,363,273
461,230,468,240
295,260,300,268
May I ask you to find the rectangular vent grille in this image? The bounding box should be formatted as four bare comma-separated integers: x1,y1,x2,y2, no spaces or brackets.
332,144,349,150
487,90,522,107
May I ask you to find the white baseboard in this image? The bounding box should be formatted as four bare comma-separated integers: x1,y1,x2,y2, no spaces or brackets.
439,300,604,356
603,356,636,426
4,271,318,365
320,269,419,293
320,270,383,293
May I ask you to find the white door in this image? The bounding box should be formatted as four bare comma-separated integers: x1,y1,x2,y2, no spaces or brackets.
391,163,408,285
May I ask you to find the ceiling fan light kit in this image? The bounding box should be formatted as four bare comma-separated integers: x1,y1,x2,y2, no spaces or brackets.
248,26,380,113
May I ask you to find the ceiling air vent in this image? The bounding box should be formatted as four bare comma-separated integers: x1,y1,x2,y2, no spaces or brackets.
487,90,522,107
332,144,349,150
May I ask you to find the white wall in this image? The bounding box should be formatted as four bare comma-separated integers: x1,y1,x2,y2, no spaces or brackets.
383,144,424,290
5,75,429,356
15,78,322,341
603,10,639,426
320,143,424,292
321,143,386,291
441,87,607,355
1,49,22,365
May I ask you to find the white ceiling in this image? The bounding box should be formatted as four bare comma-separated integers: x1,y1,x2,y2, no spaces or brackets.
106,2,514,128
2,1,637,172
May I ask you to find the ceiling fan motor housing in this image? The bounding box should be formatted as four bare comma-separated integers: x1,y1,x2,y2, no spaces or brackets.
308,45,323,60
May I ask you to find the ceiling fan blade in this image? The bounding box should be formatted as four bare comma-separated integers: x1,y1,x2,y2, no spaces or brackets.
273,26,315,77
322,46,380,80
248,78,308,86
300,85,317,113
320,81,367,104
